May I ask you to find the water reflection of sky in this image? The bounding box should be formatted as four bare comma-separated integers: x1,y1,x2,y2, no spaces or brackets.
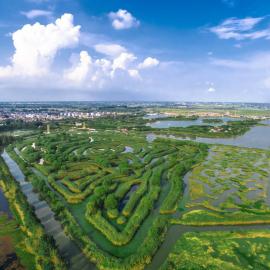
147,119,270,150
0,188,12,217
148,117,245,128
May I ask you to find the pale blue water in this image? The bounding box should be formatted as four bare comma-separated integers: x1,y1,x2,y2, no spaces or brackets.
147,120,270,149
148,117,245,128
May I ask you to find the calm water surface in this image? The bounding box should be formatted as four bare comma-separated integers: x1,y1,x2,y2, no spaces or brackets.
1,150,96,270
147,120,270,149
148,117,245,128
0,188,12,218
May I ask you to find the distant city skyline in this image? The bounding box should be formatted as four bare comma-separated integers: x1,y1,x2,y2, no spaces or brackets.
1,0,270,102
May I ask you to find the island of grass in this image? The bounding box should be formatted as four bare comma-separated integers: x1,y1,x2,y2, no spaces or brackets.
147,119,258,138
147,115,199,122
202,118,223,124
161,230,270,270
172,144,270,226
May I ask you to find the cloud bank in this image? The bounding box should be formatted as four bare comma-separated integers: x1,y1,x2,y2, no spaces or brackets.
0,13,80,77
0,13,159,92
1,11,270,102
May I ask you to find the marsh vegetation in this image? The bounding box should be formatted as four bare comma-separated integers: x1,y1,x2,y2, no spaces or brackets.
1,111,270,269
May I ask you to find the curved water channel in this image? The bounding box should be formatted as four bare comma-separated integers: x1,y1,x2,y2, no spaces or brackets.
0,188,12,218
147,167,270,269
3,150,270,270
147,166,270,269
1,150,96,270
146,221,270,269
2,123,270,270
145,121,270,269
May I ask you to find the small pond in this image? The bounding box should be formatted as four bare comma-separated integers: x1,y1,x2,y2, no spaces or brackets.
122,146,134,153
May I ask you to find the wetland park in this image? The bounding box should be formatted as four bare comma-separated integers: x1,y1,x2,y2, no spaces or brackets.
2,1,270,269
1,103,270,269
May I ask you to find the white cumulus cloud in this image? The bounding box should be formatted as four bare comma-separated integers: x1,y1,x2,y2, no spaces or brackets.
109,9,140,30
138,57,159,69
64,51,92,82
111,52,137,76
65,49,149,87
128,69,141,79
0,13,161,92
0,13,81,77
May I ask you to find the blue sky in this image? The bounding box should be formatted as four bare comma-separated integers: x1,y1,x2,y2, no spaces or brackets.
1,0,270,101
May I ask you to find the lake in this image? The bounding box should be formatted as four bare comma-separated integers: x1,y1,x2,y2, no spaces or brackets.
147,120,270,150
148,117,245,128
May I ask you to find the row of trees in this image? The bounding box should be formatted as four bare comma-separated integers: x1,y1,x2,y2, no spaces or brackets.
0,135,15,147
0,119,43,131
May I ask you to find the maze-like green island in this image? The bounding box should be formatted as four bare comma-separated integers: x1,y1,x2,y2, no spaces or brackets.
2,114,270,269
6,129,207,269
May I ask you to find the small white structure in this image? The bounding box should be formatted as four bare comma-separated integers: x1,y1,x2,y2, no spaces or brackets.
32,142,36,149
39,158,44,165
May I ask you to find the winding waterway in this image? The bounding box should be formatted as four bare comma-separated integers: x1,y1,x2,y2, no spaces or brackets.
2,117,270,270
1,150,96,270
145,122,270,269
0,188,12,218
2,151,270,270
147,167,270,269
146,222,270,269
